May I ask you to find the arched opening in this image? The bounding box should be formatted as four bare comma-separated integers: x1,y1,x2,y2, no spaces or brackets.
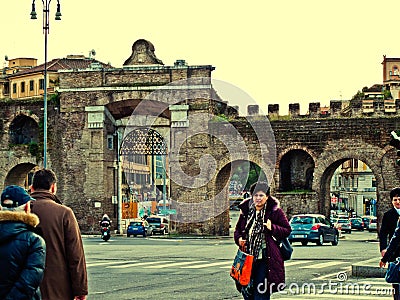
120,128,168,218
320,158,377,221
330,159,377,218
9,115,39,145
217,159,268,235
3,163,38,189
279,149,314,192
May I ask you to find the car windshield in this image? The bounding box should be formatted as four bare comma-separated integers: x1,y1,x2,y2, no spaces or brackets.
146,218,161,223
130,222,142,226
291,216,313,224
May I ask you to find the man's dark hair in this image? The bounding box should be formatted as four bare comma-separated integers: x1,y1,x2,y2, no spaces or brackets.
32,168,57,190
250,181,270,196
390,187,400,200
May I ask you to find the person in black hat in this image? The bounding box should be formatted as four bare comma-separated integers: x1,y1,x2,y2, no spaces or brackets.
0,185,46,300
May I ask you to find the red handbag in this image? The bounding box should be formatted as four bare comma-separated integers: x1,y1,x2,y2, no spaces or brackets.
230,247,254,286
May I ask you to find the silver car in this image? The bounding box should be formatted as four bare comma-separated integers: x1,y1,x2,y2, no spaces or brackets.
334,218,352,234
368,217,377,232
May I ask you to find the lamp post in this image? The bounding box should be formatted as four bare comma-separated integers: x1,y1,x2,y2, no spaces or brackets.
30,0,62,168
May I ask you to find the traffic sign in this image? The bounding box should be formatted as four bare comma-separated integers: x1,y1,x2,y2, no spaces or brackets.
160,209,176,215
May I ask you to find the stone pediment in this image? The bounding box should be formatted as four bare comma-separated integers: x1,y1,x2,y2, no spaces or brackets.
123,39,164,66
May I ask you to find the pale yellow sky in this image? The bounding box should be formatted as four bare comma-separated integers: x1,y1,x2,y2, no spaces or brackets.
2,0,399,114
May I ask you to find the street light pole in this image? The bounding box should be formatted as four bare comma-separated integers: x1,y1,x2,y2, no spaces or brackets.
30,0,61,168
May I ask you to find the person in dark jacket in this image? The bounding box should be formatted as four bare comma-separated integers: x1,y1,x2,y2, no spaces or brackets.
0,185,46,300
379,187,400,300
234,181,291,300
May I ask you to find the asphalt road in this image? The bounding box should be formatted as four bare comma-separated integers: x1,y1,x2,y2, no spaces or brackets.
82,228,390,300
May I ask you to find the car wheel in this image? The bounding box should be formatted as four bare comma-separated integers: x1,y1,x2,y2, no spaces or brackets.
316,234,324,246
348,230,352,234
133,235,137,237
127,234,130,237
161,229,165,235
332,234,339,246
301,241,308,246
143,232,147,238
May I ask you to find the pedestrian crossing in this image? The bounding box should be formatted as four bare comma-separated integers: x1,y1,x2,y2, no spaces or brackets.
86,258,352,272
87,259,392,299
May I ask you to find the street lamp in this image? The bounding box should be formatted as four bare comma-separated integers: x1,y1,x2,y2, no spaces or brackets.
30,0,62,168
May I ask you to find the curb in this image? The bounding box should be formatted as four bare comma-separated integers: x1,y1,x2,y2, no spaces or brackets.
351,257,386,278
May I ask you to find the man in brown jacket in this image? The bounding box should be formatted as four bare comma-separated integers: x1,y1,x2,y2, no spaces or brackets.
30,168,88,300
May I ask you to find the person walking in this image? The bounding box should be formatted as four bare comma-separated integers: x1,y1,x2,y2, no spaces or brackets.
379,187,400,300
234,181,291,300
0,185,46,300
30,169,88,300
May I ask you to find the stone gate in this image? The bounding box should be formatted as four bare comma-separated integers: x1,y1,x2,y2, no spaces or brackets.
1,39,400,235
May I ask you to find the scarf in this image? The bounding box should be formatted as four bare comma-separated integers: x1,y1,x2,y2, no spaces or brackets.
246,203,266,259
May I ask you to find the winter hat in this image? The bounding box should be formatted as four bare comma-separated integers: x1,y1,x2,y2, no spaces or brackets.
1,185,35,208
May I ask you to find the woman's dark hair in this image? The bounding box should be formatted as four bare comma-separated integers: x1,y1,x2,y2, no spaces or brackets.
249,181,270,196
32,168,57,190
390,187,400,200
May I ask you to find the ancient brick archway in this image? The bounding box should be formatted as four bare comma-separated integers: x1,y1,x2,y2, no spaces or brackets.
2,41,400,235
4,162,37,188
313,139,388,221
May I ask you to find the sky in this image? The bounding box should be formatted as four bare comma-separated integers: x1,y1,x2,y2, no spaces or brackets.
2,0,400,114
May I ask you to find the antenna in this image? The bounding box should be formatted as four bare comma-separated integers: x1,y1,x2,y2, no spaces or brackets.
4,55,8,61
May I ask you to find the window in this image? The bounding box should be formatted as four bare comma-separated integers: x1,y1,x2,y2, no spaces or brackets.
29,80,34,91
12,83,17,94
21,82,25,93
39,79,44,90
107,135,114,150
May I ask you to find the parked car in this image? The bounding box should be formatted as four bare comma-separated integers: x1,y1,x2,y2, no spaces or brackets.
368,217,378,232
127,219,153,237
350,217,364,231
288,214,339,246
146,216,169,235
334,218,352,234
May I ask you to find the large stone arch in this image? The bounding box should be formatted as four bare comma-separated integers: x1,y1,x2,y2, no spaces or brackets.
3,162,37,188
213,159,266,235
313,139,388,217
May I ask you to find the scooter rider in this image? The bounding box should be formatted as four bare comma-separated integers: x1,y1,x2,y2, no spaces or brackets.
99,214,111,228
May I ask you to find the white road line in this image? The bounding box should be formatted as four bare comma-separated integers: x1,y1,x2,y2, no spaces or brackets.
181,261,231,269
107,261,173,269
87,260,137,267
311,267,351,280
284,260,312,267
300,261,349,269
145,261,207,269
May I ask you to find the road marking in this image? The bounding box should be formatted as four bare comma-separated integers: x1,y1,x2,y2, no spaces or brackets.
107,261,173,269
284,260,312,267
87,260,137,267
145,261,207,268
181,261,231,268
299,261,349,269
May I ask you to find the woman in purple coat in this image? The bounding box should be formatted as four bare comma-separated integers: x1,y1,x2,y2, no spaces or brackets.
234,181,291,299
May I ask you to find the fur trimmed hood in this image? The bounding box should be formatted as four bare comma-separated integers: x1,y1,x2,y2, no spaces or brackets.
0,210,39,227
0,210,40,243
238,195,281,215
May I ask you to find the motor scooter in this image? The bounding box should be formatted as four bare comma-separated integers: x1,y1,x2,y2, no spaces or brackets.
100,222,111,241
